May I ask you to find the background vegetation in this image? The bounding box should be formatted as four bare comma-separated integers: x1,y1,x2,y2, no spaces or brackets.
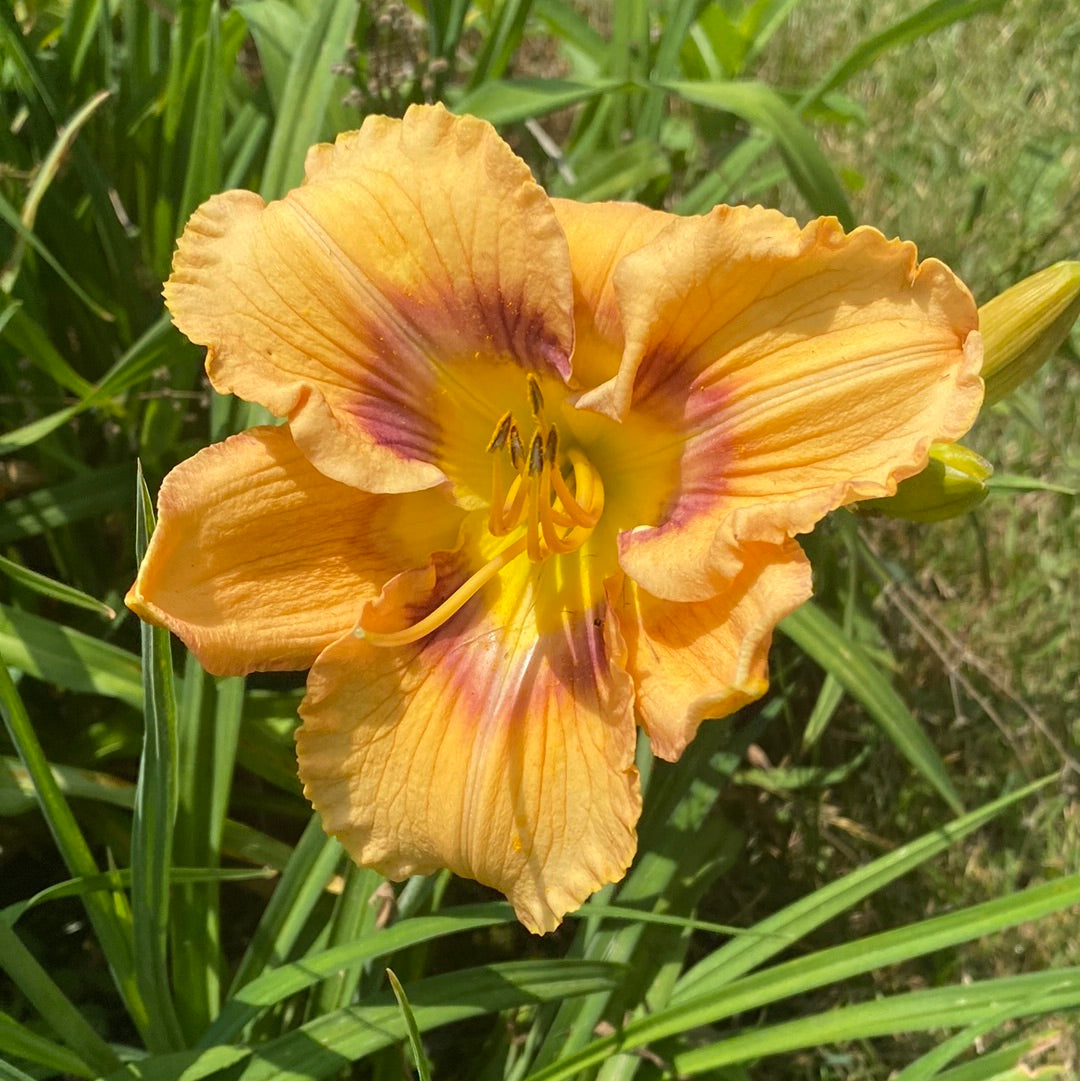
1,1,1076,1079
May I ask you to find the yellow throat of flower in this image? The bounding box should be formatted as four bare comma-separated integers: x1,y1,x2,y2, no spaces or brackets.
358,374,605,650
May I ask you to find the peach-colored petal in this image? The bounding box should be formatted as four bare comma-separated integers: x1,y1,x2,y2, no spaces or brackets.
615,540,812,761
603,207,982,601
125,425,462,676
551,199,674,393
296,545,640,934
164,104,574,494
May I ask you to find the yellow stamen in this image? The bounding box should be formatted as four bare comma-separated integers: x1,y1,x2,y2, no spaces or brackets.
488,450,508,536
537,463,564,554
355,534,528,649
549,450,599,528
526,459,543,562
501,473,527,531
359,386,608,651
559,452,605,549
486,386,605,561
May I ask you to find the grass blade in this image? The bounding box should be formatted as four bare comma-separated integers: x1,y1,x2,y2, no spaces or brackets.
310,863,387,1015
555,138,669,200
386,969,432,1081
0,305,95,399
637,0,703,140
0,192,113,321
455,76,625,126
0,89,111,295
525,720,756,1075
3,867,274,927
0,603,143,706
519,779,1054,1081
0,555,115,618
110,961,621,1081
674,972,1080,1074
0,917,122,1077
256,0,358,199
203,904,512,1046
674,779,1051,1000
888,1003,1048,1081
0,314,186,457
0,753,295,878
740,0,807,70
660,78,855,226
468,0,536,88
129,464,184,1050
57,0,108,83
226,814,344,996
232,961,623,1081
0,662,147,1038
0,464,131,544
0,1014,95,1079
171,659,244,1038
529,875,1080,1081
781,600,963,813
676,0,1004,215
176,3,226,230
801,0,1005,110
934,1029,1066,1081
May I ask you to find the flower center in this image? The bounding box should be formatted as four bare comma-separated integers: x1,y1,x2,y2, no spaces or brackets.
357,374,604,649
485,374,605,561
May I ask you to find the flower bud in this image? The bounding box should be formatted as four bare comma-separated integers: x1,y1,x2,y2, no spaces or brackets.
980,261,1080,405
858,442,992,523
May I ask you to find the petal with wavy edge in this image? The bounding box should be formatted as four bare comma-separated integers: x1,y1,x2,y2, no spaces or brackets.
125,425,462,676
551,199,674,394
615,539,812,761
165,104,574,494
296,547,640,934
606,208,982,602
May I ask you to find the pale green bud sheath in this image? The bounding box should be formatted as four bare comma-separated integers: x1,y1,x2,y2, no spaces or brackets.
857,442,993,523
980,261,1080,406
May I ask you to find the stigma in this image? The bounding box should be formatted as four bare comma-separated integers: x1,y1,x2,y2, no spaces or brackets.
355,374,604,650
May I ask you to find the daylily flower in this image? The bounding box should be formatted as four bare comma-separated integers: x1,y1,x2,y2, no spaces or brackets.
127,104,982,933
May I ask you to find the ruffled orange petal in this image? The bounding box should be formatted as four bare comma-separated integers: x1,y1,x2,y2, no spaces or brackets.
165,104,574,494
605,207,982,601
125,425,462,676
296,543,640,934
616,540,812,761
551,199,674,394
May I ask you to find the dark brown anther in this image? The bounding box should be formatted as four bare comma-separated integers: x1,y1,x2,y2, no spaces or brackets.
527,431,545,476
486,411,513,453
526,373,545,418
508,424,525,472
545,424,559,466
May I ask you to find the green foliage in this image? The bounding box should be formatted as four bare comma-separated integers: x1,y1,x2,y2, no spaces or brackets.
0,1,1076,1079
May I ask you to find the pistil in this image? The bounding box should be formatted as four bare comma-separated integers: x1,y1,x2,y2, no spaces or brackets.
355,534,528,649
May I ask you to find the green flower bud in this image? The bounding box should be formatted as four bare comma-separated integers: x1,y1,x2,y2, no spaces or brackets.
858,442,992,523
980,261,1080,405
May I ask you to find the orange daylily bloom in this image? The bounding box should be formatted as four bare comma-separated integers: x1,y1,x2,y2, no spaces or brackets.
127,104,982,933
